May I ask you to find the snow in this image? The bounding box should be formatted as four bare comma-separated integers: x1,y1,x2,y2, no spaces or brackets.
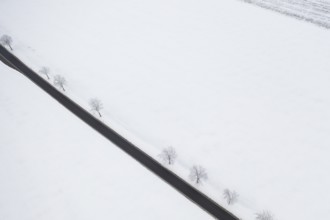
0,64,211,219
243,0,330,28
1,0,330,219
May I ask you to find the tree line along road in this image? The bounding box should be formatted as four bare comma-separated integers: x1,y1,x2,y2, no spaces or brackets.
0,45,240,220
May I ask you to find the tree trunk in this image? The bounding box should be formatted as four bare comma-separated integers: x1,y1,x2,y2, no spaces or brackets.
61,85,65,91
98,111,102,117
9,44,13,50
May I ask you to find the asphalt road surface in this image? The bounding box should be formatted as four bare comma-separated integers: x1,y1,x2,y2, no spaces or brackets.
0,45,239,220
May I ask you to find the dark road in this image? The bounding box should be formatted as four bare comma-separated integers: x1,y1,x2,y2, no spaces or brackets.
0,45,239,220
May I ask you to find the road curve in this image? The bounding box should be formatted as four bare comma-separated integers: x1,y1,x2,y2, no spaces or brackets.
0,45,239,220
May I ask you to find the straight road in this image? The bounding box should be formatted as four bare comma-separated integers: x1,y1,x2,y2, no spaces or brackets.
0,45,239,220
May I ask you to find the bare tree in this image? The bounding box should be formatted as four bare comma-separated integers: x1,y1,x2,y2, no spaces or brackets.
53,75,66,91
189,165,208,184
159,147,177,165
0,35,13,50
256,211,273,220
89,98,103,117
223,189,239,205
39,67,50,80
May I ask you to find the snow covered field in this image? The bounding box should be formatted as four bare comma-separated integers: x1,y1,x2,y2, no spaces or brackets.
244,0,330,28
1,0,330,219
0,63,210,219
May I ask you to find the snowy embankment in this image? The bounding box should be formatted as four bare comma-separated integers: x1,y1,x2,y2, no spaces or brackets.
1,0,330,219
0,63,210,220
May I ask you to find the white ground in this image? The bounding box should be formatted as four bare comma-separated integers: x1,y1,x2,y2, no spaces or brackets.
0,63,211,220
1,0,330,220
246,0,330,27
